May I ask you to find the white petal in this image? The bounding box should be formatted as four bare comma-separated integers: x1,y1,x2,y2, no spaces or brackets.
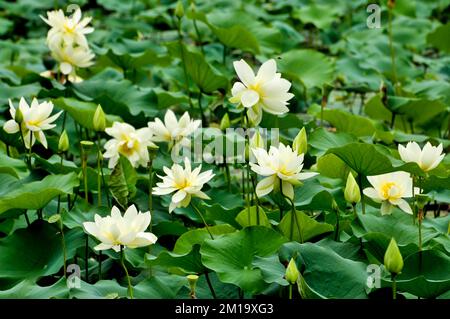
233,59,255,87
256,175,276,198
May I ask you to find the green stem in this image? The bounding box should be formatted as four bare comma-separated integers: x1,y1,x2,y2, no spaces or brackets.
97,136,111,208
85,234,89,282
280,179,302,243
24,211,30,226
82,147,89,204
60,220,67,278
148,158,153,216
120,246,134,299
250,174,260,225
193,19,204,55
198,90,206,127
204,272,217,299
334,209,340,241
392,275,397,300
352,204,357,218
97,149,102,207
191,203,214,240
289,284,293,300
57,153,64,214
358,174,365,214
98,251,102,280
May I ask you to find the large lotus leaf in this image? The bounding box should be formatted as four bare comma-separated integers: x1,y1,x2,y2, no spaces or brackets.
280,242,369,298
0,155,28,179
200,226,287,293
322,109,376,137
146,245,206,275
309,127,356,157
0,221,85,280
235,206,271,228
293,179,340,211
0,173,79,214
134,274,187,298
0,278,69,298
278,49,335,89
278,210,334,243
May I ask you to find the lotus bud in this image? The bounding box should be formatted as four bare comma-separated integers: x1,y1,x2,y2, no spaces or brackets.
415,194,429,210
292,127,307,155
220,113,230,131
93,104,106,132
344,172,361,205
250,130,265,149
14,107,24,123
285,258,299,285
187,274,199,298
175,0,184,18
58,130,69,153
384,238,403,275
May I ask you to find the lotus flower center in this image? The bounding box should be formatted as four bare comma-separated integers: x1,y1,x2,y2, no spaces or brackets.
63,23,76,33
381,182,401,200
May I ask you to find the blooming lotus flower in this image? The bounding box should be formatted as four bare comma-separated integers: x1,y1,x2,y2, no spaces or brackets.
3,97,62,149
50,44,95,83
148,109,201,151
41,8,94,49
250,143,318,199
363,171,419,215
230,59,293,126
103,122,157,169
398,141,445,172
153,157,214,213
83,205,157,252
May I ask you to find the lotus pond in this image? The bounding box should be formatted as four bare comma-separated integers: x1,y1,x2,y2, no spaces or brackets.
0,0,449,299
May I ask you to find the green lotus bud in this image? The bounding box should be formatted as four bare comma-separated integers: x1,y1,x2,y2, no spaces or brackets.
250,130,265,149
384,238,403,275
58,130,69,153
175,0,184,18
344,172,361,205
14,107,24,123
292,127,307,155
93,104,106,132
285,258,299,285
187,274,199,298
48,214,61,224
220,113,230,131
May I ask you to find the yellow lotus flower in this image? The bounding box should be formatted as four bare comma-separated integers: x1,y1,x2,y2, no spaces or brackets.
230,59,293,126
398,141,445,172
3,97,62,149
250,143,318,199
153,157,214,213
83,205,157,252
103,122,157,169
363,171,419,215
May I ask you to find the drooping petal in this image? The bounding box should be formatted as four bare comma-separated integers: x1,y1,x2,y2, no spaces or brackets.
255,175,276,198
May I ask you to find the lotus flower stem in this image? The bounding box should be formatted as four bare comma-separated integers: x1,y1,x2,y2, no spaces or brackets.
280,180,302,243
391,274,397,300
352,203,357,218
97,134,111,208
148,158,153,219
81,147,89,204
57,153,64,214
197,91,206,127
192,18,204,55
204,272,217,299
250,174,260,225
24,211,30,226
289,284,293,300
191,203,214,240
98,251,102,280
58,218,67,278
358,174,366,214
85,234,89,282
120,246,134,299
97,149,102,207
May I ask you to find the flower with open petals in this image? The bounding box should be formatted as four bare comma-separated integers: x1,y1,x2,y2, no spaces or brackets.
363,171,419,215
153,157,214,213
3,97,62,149
83,205,157,252
250,143,318,199
230,59,293,126
103,122,157,169
41,8,94,49
148,109,201,151
50,44,95,83
398,141,445,172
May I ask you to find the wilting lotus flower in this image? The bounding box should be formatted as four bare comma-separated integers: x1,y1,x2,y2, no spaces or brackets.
153,157,214,213
230,59,293,126
148,109,201,151
50,44,95,83
363,171,419,215
3,97,62,149
250,143,318,199
103,122,157,169
41,8,94,49
83,205,157,252
398,141,445,172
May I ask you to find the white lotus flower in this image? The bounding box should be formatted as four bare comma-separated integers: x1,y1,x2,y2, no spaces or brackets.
83,205,157,252
230,59,294,126
153,157,214,213
398,141,445,172
51,44,95,83
103,122,157,169
148,110,201,151
41,8,94,49
3,97,62,149
363,171,419,215
250,143,318,199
